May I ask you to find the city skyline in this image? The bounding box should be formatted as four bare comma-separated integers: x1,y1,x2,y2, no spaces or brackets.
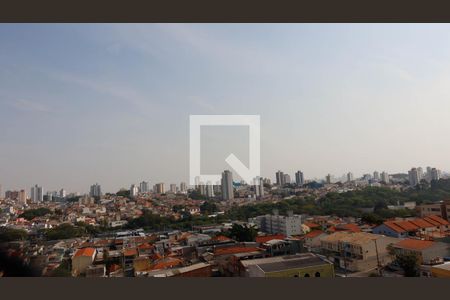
0,165,444,195
3,24,450,192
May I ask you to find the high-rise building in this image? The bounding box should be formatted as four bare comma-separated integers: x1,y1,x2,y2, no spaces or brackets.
431,168,441,181
130,184,139,197
295,171,304,186
0,184,2,199
139,181,149,193
18,190,27,204
5,190,18,200
154,183,165,194
418,167,424,181
206,182,214,198
180,182,187,193
408,168,420,187
47,191,53,202
284,174,291,185
90,183,102,197
347,172,354,182
59,189,66,198
221,170,234,200
254,177,264,198
381,171,390,184
170,184,177,194
325,174,331,184
373,171,380,181
31,184,43,203
276,171,285,186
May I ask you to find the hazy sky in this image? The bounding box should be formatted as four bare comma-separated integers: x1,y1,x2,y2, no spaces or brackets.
2,24,450,193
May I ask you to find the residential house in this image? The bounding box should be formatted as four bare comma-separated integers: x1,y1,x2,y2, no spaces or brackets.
72,247,96,276
391,239,449,265
320,232,397,272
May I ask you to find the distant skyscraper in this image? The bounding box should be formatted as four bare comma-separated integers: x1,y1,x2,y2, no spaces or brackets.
180,182,187,193
221,170,234,200
295,171,304,186
139,181,149,193
31,184,43,203
206,182,214,198
0,184,2,199
130,184,139,197
89,183,102,197
431,168,441,181
254,177,264,198
373,171,380,181
325,174,331,184
381,171,390,184
276,171,285,186
408,168,420,187
284,174,291,185
347,172,354,182
59,189,66,198
170,184,177,193
418,167,424,181
18,190,27,204
199,182,207,196
46,191,53,202
154,183,165,194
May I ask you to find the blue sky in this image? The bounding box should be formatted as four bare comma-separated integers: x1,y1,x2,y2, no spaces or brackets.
2,24,450,193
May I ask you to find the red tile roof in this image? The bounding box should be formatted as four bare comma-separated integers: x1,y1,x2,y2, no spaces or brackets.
255,234,286,244
123,248,138,257
214,246,262,256
395,221,419,231
74,247,96,258
304,222,320,228
337,223,361,233
423,217,441,227
150,257,182,270
410,219,435,229
426,215,450,226
305,230,325,239
384,221,407,233
212,235,232,241
394,239,435,251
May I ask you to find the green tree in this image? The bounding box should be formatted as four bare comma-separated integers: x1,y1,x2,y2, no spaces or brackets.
200,201,218,214
19,208,52,220
395,253,420,277
226,224,257,242
0,227,28,242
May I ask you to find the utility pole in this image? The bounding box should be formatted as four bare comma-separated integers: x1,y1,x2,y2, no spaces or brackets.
374,239,382,276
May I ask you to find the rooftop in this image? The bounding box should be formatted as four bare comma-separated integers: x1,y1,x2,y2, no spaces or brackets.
394,239,435,251
241,253,331,273
74,247,96,258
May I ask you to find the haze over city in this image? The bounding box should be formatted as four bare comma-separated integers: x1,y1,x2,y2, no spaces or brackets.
2,24,450,193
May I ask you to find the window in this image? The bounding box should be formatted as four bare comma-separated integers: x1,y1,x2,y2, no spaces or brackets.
304,273,310,277
315,272,320,277
293,274,299,277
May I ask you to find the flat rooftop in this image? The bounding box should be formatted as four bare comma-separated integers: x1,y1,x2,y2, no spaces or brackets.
241,253,331,273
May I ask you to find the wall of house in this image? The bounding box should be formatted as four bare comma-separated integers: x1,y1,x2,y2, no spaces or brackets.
265,264,334,278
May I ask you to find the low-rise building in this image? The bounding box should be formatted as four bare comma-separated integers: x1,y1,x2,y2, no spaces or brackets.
391,239,449,265
72,247,96,276
240,253,335,278
320,232,397,272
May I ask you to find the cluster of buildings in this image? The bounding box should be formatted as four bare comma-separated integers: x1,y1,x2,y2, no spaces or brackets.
1,167,450,277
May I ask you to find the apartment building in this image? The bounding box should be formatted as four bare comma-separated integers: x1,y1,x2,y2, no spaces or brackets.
249,210,302,236
320,232,398,272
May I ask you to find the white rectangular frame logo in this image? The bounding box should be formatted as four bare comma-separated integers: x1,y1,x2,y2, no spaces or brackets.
189,115,260,186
